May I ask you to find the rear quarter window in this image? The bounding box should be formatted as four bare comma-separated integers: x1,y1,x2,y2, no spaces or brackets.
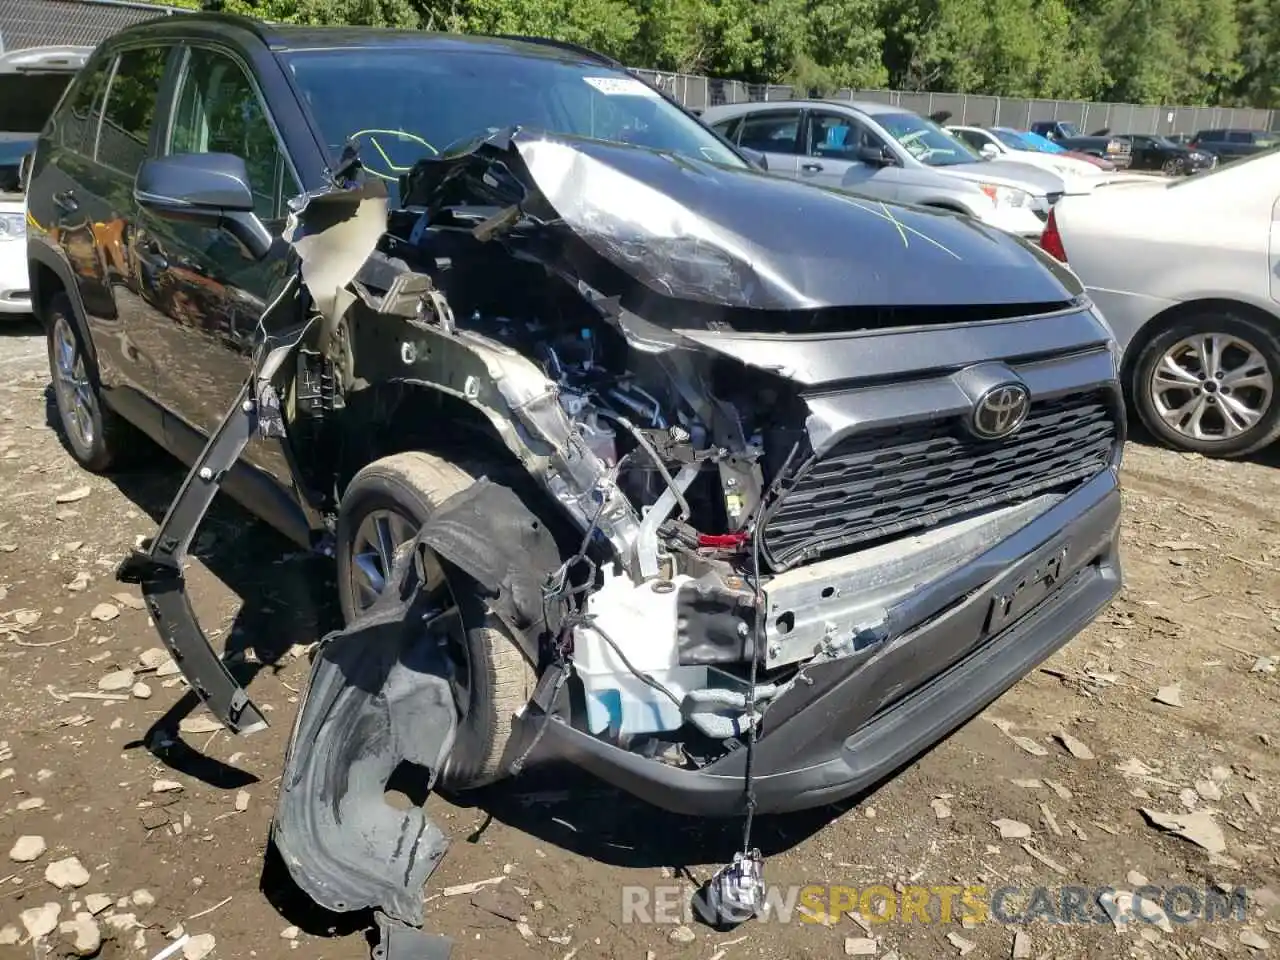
98,45,170,175
56,55,113,155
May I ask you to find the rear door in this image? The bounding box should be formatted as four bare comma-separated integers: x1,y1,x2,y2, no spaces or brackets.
734,108,802,177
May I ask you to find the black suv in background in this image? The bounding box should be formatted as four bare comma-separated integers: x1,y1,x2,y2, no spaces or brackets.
25,11,1124,939
1189,128,1279,161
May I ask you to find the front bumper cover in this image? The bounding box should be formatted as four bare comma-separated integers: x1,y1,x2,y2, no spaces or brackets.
538,468,1121,816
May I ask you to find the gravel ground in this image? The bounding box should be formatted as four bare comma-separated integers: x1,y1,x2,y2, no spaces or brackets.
0,319,1278,960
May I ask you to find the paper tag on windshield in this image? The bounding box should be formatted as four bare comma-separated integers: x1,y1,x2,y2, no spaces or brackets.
584,76,660,98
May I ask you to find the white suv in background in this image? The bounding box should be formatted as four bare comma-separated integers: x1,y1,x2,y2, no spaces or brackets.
0,46,92,316
702,100,1067,238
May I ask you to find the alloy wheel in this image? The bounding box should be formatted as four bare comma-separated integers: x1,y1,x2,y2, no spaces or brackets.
51,315,96,451
1149,332,1275,444
347,507,472,714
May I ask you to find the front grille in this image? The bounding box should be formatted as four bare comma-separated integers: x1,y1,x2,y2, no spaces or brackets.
761,391,1116,571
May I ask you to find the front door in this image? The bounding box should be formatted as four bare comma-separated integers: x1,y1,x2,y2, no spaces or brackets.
803,110,902,202
133,43,299,482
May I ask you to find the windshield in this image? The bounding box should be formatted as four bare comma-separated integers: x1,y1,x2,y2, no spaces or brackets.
283,47,743,202
991,128,1033,151
875,112,979,166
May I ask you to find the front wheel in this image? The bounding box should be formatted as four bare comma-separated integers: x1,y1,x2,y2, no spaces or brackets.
1131,311,1280,458
335,451,537,789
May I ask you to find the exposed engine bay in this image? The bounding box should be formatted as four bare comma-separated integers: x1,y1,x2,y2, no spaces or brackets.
117,126,1123,950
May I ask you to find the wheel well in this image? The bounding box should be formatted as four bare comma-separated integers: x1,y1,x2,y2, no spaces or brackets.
1119,297,1280,395
30,261,64,326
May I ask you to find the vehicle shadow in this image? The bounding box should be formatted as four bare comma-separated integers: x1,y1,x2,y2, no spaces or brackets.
1124,418,1280,468
41,383,344,786
0,315,41,336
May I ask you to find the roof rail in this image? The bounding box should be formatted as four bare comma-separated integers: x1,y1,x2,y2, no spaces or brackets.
493,34,618,67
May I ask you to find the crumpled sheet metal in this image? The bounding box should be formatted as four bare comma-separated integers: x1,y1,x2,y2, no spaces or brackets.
401,128,1077,315
272,478,559,932
272,539,457,927
283,179,389,330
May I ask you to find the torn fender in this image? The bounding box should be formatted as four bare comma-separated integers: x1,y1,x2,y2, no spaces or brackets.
273,541,457,926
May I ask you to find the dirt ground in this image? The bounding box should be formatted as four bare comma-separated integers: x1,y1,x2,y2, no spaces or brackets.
1,318,1278,960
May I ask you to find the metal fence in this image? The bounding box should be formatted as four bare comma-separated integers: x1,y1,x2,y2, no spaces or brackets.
633,70,1278,136
3,0,1275,135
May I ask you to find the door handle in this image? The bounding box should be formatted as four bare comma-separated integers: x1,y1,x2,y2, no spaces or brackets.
802,162,824,172
52,190,78,213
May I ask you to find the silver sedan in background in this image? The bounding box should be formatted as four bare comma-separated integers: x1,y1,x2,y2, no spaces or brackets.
701,100,1067,239
1042,150,1280,458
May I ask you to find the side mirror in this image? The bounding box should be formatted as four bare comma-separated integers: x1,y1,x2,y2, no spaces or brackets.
740,147,769,171
135,153,272,260
856,143,894,166
980,143,999,160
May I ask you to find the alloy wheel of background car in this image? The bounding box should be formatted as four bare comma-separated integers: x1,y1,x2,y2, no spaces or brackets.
1132,311,1280,458
44,292,144,472
1161,157,1183,175
335,452,537,789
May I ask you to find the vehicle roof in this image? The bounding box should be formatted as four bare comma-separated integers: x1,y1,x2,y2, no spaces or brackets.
104,12,618,66
702,99,917,119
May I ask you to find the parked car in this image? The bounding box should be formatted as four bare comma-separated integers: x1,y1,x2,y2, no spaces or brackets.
1042,150,1280,457
946,124,1102,187
1018,129,1117,170
1115,133,1216,175
1030,120,1132,168
701,100,1067,237
28,10,1123,933
1188,129,1278,162
0,45,92,317
1165,133,1194,146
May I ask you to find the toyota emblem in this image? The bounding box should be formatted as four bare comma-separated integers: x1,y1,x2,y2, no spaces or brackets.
970,383,1031,439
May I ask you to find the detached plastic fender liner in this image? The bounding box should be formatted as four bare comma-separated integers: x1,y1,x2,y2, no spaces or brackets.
272,542,458,926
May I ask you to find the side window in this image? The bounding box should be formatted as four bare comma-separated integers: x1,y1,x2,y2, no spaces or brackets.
809,112,885,160
168,47,295,221
98,46,169,175
58,55,113,155
737,110,802,155
952,129,988,152
710,117,740,143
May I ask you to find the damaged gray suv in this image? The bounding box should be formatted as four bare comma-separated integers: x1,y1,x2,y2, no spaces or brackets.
27,11,1124,937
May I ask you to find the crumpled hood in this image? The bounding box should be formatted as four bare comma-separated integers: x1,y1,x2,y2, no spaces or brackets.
403,129,1081,316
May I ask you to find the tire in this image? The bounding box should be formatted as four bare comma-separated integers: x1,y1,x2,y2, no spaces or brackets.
45,292,146,472
1130,310,1280,458
335,451,537,790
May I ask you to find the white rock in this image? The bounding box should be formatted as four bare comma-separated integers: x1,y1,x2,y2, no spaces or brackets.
947,932,977,955
152,779,184,794
992,818,1033,840
1239,929,1271,951
1196,779,1223,801
0,925,19,946
16,797,45,811
10,834,46,862
98,669,135,692
58,913,101,957
90,602,120,622
131,682,153,700
20,902,61,940
55,485,92,504
1153,684,1183,707
1127,870,1150,887
111,592,146,610
131,888,155,908
84,893,112,915
45,856,91,889
139,648,171,670
184,932,217,960
179,716,223,735
668,924,695,944
281,925,300,940
931,798,952,819
845,937,877,955
1012,931,1032,959
104,913,138,932
234,790,250,812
